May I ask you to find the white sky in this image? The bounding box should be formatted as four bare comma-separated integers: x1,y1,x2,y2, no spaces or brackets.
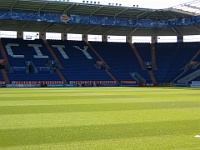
71,0,192,9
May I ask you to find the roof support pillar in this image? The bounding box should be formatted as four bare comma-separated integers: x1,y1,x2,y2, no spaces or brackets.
61,33,67,40
82,34,88,42
17,31,23,39
177,35,183,42
102,35,107,42
39,32,46,40
151,35,157,43
126,36,132,43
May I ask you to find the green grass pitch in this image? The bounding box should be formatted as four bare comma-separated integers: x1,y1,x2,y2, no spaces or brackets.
0,87,200,150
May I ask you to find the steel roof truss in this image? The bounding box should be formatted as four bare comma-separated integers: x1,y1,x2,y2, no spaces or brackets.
10,0,18,11
38,2,48,13
90,6,103,15
114,8,130,17
63,3,76,14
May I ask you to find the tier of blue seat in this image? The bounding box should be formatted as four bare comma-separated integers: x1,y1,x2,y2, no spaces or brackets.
7,73,61,81
0,70,4,81
47,40,112,81
134,43,152,63
0,73,3,81
193,76,200,81
154,43,178,83
166,42,200,82
0,53,4,81
1,38,199,84
1,38,54,66
154,42,200,83
89,41,151,82
173,59,200,83
1,38,61,81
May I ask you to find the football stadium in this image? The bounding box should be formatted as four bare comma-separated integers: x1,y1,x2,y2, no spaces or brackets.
0,0,200,149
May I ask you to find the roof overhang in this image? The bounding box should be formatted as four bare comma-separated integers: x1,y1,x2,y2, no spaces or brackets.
171,0,200,16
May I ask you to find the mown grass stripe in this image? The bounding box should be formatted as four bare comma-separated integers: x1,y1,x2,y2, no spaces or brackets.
1,119,200,147
0,101,200,115
1,108,200,130
1,135,200,150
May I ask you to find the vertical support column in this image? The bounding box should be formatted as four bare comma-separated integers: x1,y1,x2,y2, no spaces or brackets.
39,32,46,40
102,35,107,42
61,33,67,40
151,35,157,43
177,35,183,42
151,43,157,69
126,36,132,43
82,34,88,42
17,31,23,39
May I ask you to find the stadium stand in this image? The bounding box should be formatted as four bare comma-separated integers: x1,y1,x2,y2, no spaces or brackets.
1,38,53,67
1,37,200,85
154,43,179,83
1,38,62,82
0,52,4,82
167,42,200,82
134,43,152,65
154,42,200,84
0,72,4,81
47,40,113,81
193,76,200,81
89,41,151,83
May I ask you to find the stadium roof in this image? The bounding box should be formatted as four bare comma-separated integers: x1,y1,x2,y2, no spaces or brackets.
0,0,200,36
171,0,200,16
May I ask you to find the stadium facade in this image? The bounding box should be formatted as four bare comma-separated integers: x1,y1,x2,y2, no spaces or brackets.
0,0,200,87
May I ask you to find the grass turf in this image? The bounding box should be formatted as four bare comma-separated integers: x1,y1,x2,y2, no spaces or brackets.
0,87,200,150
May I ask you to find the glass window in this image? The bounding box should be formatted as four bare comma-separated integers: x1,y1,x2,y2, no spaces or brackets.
107,35,126,42
67,33,82,41
183,35,200,42
23,32,39,40
157,36,177,43
88,34,102,42
0,31,17,38
132,36,151,43
46,32,61,40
